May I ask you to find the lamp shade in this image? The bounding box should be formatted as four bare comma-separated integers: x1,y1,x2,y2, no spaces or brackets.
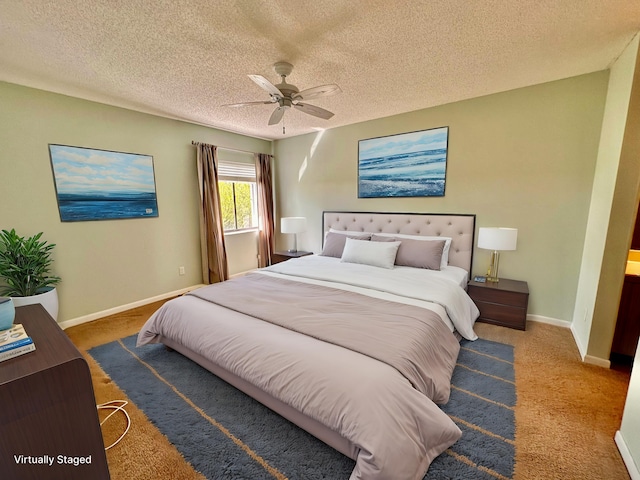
478,227,518,251
281,217,307,234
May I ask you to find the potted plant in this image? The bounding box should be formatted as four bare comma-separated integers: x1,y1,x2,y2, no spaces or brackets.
0,229,61,320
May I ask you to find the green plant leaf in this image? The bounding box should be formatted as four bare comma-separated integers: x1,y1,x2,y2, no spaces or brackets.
0,229,61,297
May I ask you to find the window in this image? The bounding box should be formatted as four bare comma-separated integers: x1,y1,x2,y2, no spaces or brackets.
218,161,258,232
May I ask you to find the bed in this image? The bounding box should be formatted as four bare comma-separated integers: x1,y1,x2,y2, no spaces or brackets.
137,211,480,480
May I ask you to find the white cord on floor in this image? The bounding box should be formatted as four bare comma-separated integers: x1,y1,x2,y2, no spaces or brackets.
97,400,131,450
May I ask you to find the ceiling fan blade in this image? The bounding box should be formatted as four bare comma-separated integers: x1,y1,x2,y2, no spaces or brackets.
293,84,341,102
268,106,286,125
222,100,275,108
293,103,334,120
248,74,283,97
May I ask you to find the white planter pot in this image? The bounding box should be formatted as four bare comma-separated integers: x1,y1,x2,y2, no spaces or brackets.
12,287,59,321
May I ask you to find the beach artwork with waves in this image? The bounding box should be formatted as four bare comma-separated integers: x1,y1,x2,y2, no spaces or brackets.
358,127,448,198
49,144,159,222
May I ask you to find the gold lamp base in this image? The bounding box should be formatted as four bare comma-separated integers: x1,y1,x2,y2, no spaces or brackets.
486,250,500,282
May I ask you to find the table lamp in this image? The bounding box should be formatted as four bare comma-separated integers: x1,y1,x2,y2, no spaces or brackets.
281,217,306,253
478,227,518,282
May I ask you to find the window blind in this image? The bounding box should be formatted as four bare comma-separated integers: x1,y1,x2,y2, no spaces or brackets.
218,161,256,183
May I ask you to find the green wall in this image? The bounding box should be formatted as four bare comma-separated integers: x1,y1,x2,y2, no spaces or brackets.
0,71,618,333
273,72,609,324
0,81,271,322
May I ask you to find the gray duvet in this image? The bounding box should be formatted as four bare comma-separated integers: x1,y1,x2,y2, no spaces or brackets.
138,272,463,479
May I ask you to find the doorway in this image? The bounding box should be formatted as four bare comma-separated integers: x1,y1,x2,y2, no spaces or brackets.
610,203,640,371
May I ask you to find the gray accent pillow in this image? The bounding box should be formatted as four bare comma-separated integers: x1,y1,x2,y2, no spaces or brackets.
321,232,372,258
371,235,445,270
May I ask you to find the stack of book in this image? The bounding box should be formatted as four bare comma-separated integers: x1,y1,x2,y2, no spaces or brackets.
0,323,36,362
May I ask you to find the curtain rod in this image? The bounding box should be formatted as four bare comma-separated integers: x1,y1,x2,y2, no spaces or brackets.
191,141,263,156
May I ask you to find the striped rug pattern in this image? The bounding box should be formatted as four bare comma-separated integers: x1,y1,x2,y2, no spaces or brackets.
431,338,516,479
89,335,515,479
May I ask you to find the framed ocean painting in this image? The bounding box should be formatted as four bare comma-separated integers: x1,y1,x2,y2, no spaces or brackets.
358,126,448,198
48,144,159,222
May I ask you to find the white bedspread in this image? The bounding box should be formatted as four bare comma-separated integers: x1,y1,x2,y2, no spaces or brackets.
262,255,479,340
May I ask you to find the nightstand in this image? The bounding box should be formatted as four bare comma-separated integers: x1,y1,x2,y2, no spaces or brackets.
467,278,529,330
271,250,313,264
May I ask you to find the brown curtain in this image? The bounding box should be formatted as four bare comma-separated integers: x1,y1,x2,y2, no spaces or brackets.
255,153,275,267
196,143,229,283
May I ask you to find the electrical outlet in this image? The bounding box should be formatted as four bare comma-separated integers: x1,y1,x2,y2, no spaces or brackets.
179,266,185,276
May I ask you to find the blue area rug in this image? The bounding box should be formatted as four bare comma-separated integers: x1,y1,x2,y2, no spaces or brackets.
89,336,515,479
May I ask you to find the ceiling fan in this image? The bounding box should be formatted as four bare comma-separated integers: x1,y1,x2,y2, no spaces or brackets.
224,62,341,132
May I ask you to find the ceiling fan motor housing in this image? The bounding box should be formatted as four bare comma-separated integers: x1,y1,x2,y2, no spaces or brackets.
278,97,293,109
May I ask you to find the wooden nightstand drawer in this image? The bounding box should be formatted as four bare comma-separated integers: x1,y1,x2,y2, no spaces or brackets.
467,278,529,330
467,285,528,308
474,301,527,330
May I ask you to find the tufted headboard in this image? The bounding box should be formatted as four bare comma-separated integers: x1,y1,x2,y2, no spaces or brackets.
323,211,476,274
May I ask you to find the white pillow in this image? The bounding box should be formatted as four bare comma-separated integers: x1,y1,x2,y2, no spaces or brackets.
340,237,401,269
372,233,452,269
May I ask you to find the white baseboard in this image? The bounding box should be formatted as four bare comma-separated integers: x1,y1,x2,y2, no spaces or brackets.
59,285,205,330
567,320,612,368
583,355,611,368
527,314,571,328
570,321,589,359
616,431,640,480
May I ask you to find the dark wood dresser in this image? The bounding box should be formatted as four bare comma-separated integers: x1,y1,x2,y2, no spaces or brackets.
0,305,110,480
467,278,529,330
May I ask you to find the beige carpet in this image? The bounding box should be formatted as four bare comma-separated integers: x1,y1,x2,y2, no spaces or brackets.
65,301,632,480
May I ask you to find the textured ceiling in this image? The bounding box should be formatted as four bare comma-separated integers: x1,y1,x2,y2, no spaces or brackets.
1,1,639,140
